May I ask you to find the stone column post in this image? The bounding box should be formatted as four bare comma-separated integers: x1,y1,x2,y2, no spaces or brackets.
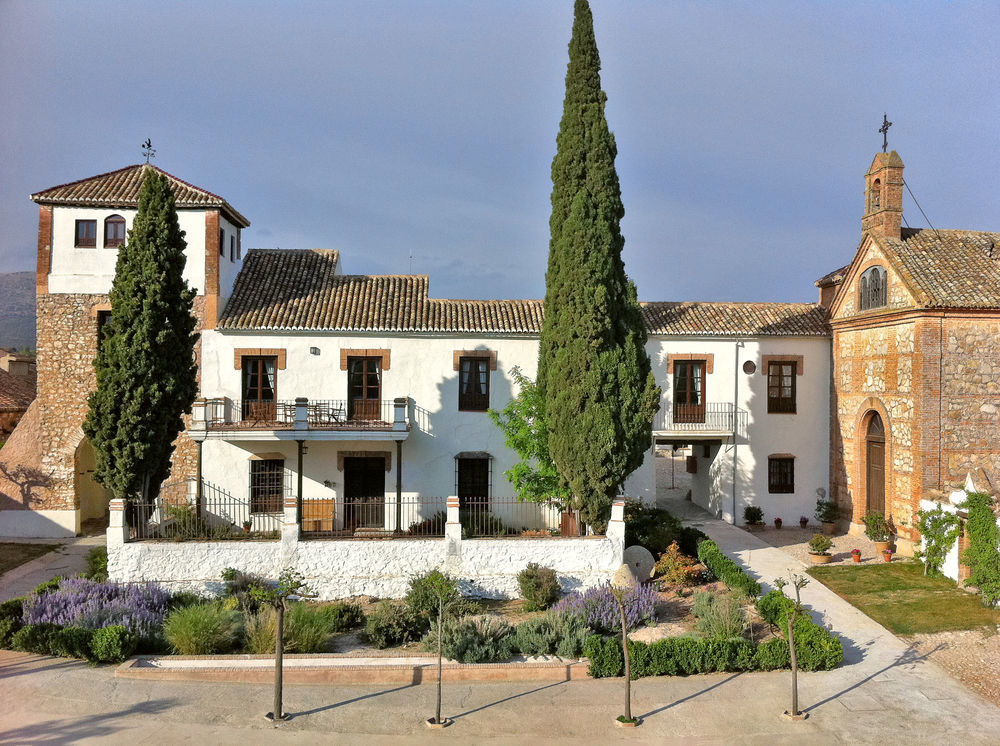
280,495,299,567
607,499,626,559
444,496,462,567
393,397,409,431
107,498,128,547
294,397,309,431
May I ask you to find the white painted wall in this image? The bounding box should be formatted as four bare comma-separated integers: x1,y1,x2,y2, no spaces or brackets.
0,509,77,538
48,206,207,294
217,216,243,305
646,336,830,525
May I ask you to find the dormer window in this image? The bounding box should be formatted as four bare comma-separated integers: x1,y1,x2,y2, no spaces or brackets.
104,215,126,248
859,266,888,310
869,178,881,211
75,219,97,248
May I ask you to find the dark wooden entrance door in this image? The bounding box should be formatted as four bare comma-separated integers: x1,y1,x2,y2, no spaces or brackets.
866,413,886,514
344,456,385,530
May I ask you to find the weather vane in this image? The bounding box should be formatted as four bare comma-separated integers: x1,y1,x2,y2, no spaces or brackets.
141,138,156,164
878,114,892,153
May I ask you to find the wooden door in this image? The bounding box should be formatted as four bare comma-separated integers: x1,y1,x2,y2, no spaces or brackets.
344,457,385,530
348,357,382,421
673,360,706,423
866,414,886,514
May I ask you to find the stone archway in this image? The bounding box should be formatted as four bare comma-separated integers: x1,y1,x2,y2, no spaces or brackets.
74,438,108,525
849,398,893,527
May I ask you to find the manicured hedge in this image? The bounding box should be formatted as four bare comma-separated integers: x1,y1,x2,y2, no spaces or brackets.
697,540,761,598
755,591,843,671
586,635,765,678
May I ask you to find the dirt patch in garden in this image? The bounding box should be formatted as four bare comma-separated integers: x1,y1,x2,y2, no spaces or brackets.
906,629,1000,708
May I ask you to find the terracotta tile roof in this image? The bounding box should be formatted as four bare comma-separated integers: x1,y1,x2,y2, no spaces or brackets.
641,302,830,337
879,228,1000,308
815,264,850,288
0,368,35,412
30,164,249,228
219,249,829,337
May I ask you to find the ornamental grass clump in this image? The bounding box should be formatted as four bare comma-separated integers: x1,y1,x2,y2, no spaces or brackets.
22,578,171,647
422,616,515,664
517,563,561,611
163,602,242,655
552,582,656,634
512,611,590,658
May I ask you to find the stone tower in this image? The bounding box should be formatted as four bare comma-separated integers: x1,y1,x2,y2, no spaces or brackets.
10,164,249,536
861,151,904,240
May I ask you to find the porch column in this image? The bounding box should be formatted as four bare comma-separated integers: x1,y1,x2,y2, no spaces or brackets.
296,439,304,524
393,397,408,431
294,397,308,431
195,440,203,517
395,440,403,532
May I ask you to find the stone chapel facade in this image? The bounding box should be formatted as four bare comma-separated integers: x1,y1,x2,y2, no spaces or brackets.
819,151,1000,552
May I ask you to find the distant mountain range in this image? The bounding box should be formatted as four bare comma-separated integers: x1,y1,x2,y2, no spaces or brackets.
0,272,35,350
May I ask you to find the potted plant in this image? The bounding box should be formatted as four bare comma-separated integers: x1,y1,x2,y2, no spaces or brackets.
242,520,252,535
807,533,834,564
882,548,893,563
851,548,862,563
799,516,809,529
814,497,839,535
743,505,765,532
774,517,783,529
862,512,892,554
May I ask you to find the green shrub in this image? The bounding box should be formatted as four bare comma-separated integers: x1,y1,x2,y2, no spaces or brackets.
743,506,764,525
85,547,108,581
517,563,561,611
244,607,277,654
512,611,590,658
11,623,62,655
807,533,833,554
624,501,682,555
754,637,790,670
585,634,757,678
696,540,761,597
284,602,336,653
90,625,136,663
814,498,839,524
862,512,891,542
692,591,748,640
163,603,242,655
220,567,267,612
32,576,62,596
756,590,843,671
323,601,365,632
0,597,25,622
406,570,462,620
168,591,203,610
961,491,1000,606
50,626,95,660
423,616,514,663
678,527,709,558
365,601,427,648
655,542,701,586
0,617,21,648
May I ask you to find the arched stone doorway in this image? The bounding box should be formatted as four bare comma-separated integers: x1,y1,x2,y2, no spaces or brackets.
865,412,886,515
75,438,109,527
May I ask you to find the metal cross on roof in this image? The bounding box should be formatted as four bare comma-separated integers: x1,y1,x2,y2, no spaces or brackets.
878,114,892,153
141,138,156,163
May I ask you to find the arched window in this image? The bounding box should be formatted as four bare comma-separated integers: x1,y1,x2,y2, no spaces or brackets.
859,266,888,310
869,178,881,211
104,214,126,248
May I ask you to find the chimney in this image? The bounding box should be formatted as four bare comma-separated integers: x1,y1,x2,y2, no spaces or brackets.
861,151,904,240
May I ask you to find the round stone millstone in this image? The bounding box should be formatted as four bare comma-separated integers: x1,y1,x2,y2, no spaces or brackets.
622,545,655,581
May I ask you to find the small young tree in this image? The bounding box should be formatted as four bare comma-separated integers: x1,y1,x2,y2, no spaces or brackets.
915,505,963,576
83,167,199,506
421,570,459,728
487,367,571,506
610,563,640,726
776,575,809,721
250,569,313,723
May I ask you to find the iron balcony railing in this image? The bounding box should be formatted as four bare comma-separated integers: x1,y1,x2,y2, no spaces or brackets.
654,402,737,432
202,397,401,431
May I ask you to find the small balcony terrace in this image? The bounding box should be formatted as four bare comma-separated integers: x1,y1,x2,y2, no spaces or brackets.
653,402,744,440
190,396,410,441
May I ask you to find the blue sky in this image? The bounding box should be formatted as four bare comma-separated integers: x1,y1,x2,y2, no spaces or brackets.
1,1,997,302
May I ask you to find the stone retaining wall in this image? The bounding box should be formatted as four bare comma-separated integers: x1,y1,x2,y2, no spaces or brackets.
107,498,626,599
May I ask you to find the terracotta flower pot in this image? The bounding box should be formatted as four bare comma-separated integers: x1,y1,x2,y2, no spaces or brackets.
822,521,836,536
882,550,893,563
809,552,833,564
874,540,891,554
851,552,861,563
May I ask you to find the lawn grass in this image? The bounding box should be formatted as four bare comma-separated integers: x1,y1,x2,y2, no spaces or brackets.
808,561,1000,635
0,542,60,576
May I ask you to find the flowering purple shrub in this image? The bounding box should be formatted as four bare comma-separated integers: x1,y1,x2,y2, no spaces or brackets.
22,578,171,643
552,582,656,634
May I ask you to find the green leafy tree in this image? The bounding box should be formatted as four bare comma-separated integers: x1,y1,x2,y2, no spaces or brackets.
915,504,963,577
83,168,199,503
960,492,1000,606
537,0,659,526
488,367,571,506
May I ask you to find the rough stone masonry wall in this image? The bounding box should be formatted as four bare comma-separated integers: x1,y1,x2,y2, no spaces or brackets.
940,317,1000,489
831,322,917,538
32,293,206,512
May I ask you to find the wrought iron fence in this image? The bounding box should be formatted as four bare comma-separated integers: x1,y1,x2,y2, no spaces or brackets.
654,402,736,432
129,479,281,541
300,496,447,539
459,498,565,537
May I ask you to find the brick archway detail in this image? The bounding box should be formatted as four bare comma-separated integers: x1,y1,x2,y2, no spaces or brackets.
850,398,893,526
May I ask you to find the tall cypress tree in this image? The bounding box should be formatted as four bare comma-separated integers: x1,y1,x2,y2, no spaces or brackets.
538,0,660,526
83,167,199,503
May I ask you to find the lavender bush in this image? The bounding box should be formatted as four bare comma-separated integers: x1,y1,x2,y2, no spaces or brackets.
22,578,171,645
552,582,656,634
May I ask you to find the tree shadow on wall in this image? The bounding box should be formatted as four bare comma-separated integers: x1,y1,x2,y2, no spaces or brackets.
0,460,54,510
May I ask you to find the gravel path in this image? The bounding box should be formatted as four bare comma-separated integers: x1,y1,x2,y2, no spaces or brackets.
750,525,887,566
